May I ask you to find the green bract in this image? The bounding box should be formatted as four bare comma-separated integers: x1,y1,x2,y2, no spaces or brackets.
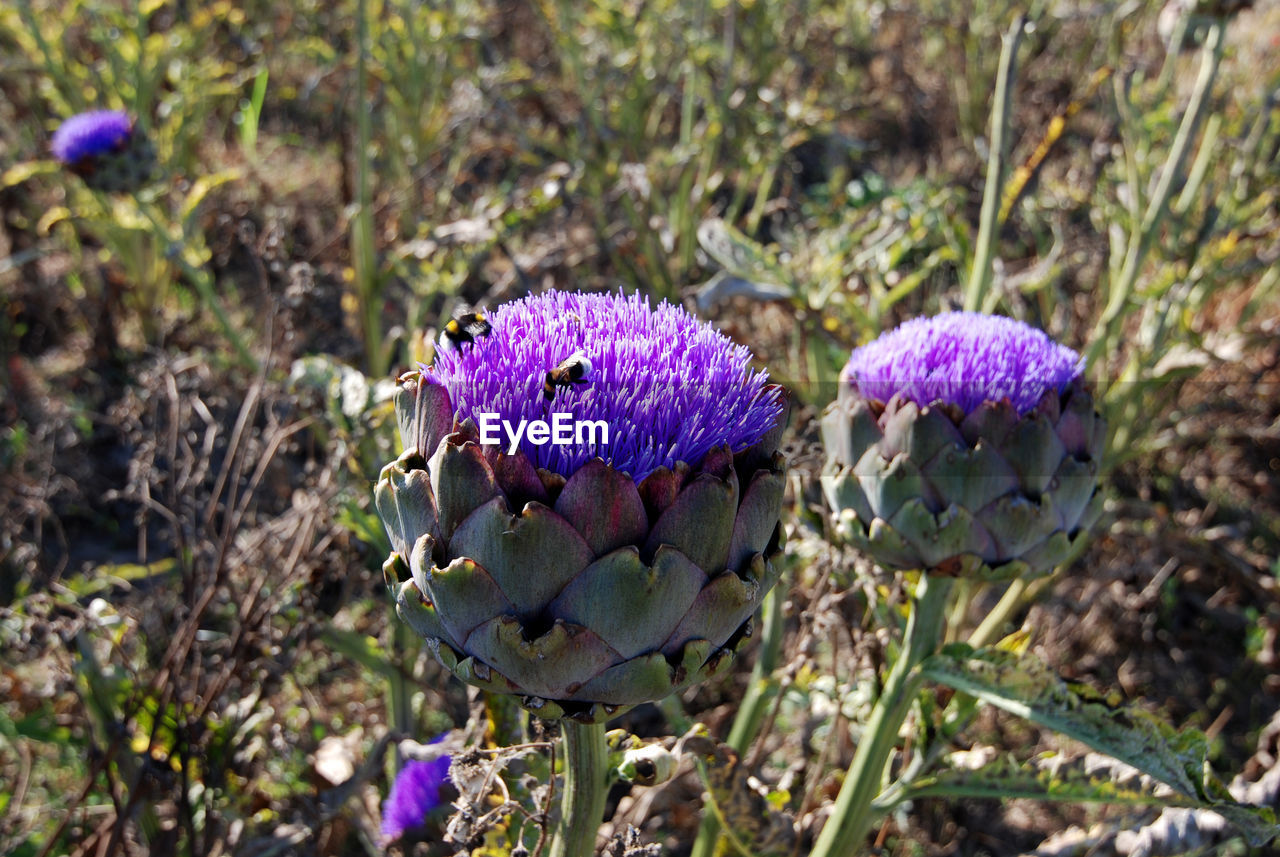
378,368,787,723
821,315,1106,581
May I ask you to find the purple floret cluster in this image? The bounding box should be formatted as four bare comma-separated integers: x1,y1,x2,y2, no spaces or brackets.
428,290,783,482
842,312,1083,416
50,110,132,165
382,754,452,842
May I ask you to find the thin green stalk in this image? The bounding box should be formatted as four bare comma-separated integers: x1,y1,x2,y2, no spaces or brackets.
809,575,954,857
550,720,608,857
352,0,382,376
968,534,1093,650
967,578,1026,649
944,579,974,644
138,203,256,368
963,16,1027,313
1085,22,1224,369
388,620,412,767
689,585,785,857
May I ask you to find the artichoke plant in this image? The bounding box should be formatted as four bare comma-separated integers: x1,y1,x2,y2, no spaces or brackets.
821,312,1105,581
51,109,156,193
377,290,787,723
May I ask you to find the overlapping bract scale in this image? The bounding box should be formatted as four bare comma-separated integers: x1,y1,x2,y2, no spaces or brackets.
379,369,787,722
822,315,1106,582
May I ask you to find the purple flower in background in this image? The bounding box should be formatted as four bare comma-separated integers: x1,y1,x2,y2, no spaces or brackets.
51,110,132,164
382,752,452,842
841,312,1083,416
428,290,783,482
50,110,156,193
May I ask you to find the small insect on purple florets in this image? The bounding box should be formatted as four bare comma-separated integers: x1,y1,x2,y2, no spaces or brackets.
543,352,593,401
442,309,492,351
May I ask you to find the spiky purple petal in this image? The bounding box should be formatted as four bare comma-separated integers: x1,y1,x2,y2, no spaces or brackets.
842,312,1083,416
429,291,783,482
50,110,133,165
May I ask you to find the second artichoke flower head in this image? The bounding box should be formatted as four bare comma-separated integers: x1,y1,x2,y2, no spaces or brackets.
822,311,1106,582
377,290,789,722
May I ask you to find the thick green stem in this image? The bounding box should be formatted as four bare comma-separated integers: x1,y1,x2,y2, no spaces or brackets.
550,720,608,857
690,585,786,857
809,575,954,857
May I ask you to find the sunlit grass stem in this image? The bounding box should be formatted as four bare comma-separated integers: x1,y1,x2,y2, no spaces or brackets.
963,16,1027,314
1085,22,1224,370
688,584,785,857
137,203,256,368
352,0,384,376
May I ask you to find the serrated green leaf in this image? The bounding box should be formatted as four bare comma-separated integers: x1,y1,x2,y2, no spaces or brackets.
921,645,1280,846
896,751,1194,808
696,218,793,292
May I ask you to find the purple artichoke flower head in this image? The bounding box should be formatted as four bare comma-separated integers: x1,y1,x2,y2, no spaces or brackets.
379,289,789,722
382,750,452,843
428,289,784,482
51,110,133,165
841,312,1083,416
50,110,156,193
822,312,1105,581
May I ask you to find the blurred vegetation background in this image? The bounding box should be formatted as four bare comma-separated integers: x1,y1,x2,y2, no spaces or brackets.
1,0,1278,854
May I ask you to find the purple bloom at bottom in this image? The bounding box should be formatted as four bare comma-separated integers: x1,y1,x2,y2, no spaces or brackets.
382,752,452,842
841,312,1083,416
428,290,784,482
51,110,133,164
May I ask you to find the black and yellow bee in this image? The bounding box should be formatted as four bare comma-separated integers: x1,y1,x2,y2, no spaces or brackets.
543,353,593,401
442,310,491,350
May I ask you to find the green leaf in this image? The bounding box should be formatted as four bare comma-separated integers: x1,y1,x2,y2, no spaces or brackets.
320,628,401,682
179,169,241,225
921,645,1280,846
895,750,1197,808
62,558,179,598
696,218,793,293
1,161,59,189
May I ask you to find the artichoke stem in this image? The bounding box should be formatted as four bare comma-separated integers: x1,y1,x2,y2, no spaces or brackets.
550,720,608,857
809,574,954,857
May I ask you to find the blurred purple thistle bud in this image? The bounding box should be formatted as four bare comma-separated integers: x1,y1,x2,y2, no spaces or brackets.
382,752,453,844
51,110,156,193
